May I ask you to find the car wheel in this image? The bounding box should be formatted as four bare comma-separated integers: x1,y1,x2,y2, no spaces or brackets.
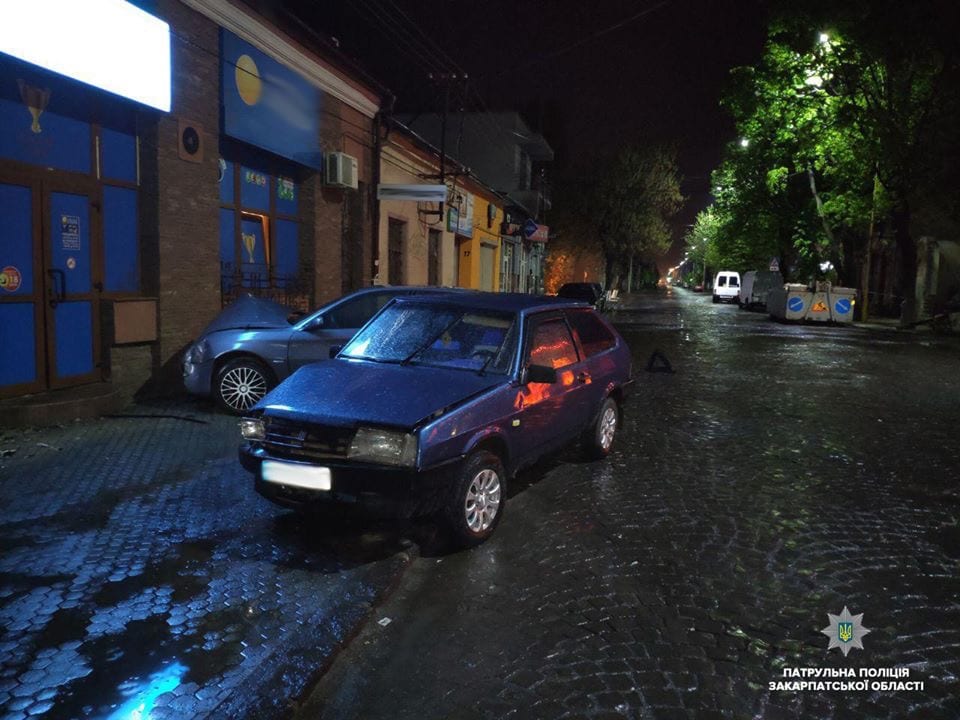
444,450,505,547
712,295,719,303
215,357,273,414
584,396,620,459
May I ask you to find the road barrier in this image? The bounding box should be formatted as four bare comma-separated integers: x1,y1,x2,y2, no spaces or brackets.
768,282,857,324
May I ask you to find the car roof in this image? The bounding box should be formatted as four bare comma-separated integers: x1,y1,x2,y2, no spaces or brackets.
393,290,589,313
348,285,469,296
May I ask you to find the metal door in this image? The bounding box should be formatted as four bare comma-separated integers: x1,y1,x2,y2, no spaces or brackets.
480,243,495,291
0,174,100,397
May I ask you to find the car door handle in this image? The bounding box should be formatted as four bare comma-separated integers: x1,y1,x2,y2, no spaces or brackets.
577,371,591,384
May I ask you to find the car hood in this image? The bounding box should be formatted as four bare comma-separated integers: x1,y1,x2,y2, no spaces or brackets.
256,360,509,429
199,295,294,336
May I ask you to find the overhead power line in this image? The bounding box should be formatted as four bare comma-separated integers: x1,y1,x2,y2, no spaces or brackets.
485,0,673,78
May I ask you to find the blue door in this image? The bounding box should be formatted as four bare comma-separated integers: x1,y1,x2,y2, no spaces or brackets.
0,179,43,396
45,187,99,387
0,177,99,397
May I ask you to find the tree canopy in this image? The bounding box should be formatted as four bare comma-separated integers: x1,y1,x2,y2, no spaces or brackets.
686,0,960,320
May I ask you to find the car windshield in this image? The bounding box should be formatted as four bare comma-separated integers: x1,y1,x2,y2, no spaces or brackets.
340,303,518,374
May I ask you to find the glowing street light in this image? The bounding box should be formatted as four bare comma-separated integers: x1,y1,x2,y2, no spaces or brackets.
819,32,830,45
739,137,750,148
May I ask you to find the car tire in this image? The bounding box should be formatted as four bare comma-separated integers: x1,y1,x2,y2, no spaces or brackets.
214,357,273,414
444,450,505,548
583,396,620,460
712,295,719,303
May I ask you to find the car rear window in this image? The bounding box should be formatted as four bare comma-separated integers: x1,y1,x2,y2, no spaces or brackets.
558,284,597,301
718,277,727,287
528,318,579,369
566,310,616,357
324,291,395,329
729,277,739,287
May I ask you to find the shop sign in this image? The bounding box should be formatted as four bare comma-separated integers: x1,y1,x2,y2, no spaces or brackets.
376,184,448,202
454,192,474,237
222,30,322,169
0,0,171,112
446,206,459,233
524,221,549,243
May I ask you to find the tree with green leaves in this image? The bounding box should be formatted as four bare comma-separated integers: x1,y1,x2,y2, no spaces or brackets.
689,1,959,321
551,146,683,290
595,146,683,289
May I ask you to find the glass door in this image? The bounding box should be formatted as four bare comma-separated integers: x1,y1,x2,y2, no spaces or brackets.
43,179,101,389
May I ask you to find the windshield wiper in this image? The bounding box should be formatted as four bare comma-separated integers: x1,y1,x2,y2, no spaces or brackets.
400,316,462,365
476,353,496,376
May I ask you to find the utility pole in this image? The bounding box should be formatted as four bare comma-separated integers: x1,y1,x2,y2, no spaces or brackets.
419,73,469,219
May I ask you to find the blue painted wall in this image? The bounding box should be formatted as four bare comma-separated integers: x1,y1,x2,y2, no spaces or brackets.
221,30,322,169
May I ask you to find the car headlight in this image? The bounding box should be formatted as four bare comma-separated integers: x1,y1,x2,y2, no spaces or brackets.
348,427,417,467
185,340,211,364
240,417,266,440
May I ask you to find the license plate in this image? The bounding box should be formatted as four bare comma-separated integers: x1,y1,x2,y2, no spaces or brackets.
261,460,331,491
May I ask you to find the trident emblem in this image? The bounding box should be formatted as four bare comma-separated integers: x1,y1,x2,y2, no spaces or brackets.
838,622,853,643
18,80,51,134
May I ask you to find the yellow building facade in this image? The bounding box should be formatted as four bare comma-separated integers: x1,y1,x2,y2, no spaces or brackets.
451,184,504,291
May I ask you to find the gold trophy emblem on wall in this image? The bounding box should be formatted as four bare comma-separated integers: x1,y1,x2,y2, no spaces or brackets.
18,80,51,134
242,232,257,263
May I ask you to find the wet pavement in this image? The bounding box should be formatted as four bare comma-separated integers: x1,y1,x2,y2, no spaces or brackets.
296,289,960,720
0,405,420,719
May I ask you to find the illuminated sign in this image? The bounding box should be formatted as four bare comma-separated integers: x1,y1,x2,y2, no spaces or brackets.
222,30,322,168
0,0,171,112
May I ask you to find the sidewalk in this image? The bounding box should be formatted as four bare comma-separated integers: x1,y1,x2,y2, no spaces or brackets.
0,401,416,720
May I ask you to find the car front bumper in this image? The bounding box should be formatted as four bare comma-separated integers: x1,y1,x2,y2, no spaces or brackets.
239,442,462,518
183,358,215,396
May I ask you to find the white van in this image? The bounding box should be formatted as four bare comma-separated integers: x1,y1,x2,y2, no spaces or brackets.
739,270,783,310
712,271,740,303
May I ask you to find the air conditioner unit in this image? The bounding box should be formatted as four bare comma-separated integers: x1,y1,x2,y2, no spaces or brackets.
325,151,358,189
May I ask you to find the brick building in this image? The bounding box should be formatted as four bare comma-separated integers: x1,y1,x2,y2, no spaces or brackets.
0,0,383,420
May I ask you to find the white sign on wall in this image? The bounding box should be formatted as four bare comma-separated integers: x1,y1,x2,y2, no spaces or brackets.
0,0,172,112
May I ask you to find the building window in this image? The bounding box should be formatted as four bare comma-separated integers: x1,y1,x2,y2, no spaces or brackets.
218,158,308,310
388,218,405,285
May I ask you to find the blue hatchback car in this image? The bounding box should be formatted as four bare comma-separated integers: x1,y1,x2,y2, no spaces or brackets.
239,292,633,546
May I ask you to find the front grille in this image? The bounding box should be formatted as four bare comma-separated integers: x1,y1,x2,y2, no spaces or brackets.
263,418,354,461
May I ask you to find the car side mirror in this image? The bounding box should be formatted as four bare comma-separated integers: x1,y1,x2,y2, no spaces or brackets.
524,364,557,384
329,345,342,359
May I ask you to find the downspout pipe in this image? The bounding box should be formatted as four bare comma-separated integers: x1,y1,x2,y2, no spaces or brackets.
372,93,396,285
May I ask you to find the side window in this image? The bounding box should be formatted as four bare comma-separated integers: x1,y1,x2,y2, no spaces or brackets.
566,310,616,358
527,318,579,370
325,292,393,329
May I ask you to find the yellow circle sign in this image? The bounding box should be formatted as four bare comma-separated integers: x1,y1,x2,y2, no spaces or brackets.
235,54,262,106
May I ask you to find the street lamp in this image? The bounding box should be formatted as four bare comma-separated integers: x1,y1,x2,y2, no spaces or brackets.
739,137,750,148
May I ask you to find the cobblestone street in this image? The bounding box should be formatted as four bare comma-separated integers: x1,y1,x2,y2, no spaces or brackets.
298,289,960,720
0,405,418,720
2,289,959,719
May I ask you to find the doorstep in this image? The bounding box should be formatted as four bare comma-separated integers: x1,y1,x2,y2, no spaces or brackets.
0,382,123,429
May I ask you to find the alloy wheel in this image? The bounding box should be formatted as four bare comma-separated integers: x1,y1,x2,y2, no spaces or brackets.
220,366,268,411
600,406,617,450
464,468,502,533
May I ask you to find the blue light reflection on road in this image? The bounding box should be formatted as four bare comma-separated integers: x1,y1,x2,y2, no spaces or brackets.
104,661,186,720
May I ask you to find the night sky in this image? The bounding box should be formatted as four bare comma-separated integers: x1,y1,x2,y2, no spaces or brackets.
276,0,769,262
